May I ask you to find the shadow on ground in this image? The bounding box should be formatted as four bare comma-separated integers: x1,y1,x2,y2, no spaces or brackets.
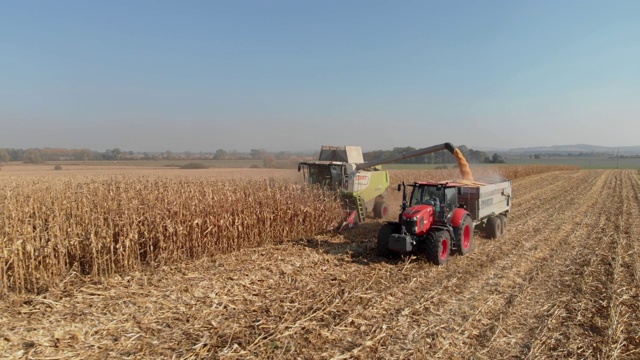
294,220,406,266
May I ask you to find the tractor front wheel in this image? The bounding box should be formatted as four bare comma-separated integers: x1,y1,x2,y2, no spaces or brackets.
425,230,451,265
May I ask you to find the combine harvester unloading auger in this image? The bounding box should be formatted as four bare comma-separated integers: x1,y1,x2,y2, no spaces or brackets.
299,142,482,232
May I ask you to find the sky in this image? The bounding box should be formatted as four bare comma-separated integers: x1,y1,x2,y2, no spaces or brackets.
1,0,639,152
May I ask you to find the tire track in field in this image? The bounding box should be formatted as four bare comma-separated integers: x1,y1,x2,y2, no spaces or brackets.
476,170,618,359
413,170,611,359
330,171,604,357
509,170,584,205
603,170,640,358
505,170,604,233
626,171,640,287
564,170,640,359
603,171,629,358
477,170,639,359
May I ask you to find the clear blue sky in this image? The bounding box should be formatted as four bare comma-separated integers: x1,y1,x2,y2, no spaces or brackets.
1,0,639,152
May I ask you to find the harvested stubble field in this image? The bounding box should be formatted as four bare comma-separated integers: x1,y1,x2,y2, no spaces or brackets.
1,166,639,359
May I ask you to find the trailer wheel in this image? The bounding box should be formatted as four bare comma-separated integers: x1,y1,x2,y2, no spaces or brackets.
485,216,502,239
373,201,390,219
454,215,475,255
425,230,450,265
376,223,399,258
497,214,507,235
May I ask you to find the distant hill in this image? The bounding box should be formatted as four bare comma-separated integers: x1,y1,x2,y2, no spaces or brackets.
507,144,640,155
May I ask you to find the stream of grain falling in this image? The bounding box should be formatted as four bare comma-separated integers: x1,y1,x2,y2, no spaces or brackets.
453,148,474,181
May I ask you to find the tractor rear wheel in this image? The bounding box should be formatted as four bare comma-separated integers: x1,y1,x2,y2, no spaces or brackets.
425,230,451,265
454,215,475,255
376,223,399,258
373,201,391,219
497,214,507,235
485,216,502,239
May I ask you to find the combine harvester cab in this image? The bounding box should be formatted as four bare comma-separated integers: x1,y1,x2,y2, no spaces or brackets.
298,143,459,232
378,177,512,265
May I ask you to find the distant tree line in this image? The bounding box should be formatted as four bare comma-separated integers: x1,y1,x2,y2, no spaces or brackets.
0,146,506,167
0,147,311,166
521,152,628,160
0,148,95,163
363,145,505,164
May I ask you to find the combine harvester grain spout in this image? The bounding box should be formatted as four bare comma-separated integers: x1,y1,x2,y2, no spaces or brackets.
298,142,464,232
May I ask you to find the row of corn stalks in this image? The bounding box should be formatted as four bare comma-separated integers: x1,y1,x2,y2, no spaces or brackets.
0,177,343,294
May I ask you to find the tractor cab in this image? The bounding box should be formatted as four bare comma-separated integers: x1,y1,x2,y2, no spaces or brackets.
406,182,460,223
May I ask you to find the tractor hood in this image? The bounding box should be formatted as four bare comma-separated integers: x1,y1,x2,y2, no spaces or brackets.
403,204,434,219
402,205,435,236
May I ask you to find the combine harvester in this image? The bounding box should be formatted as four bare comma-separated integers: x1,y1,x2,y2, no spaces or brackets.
298,142,464,232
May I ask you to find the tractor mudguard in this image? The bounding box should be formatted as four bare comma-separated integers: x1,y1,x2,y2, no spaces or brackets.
430,225,455,241
450,208,469,228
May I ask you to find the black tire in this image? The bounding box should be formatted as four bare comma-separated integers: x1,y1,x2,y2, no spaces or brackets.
485,216,502,239
497,214,507,235
373,201,391,219
376,223,399,258
454,215,475,255
425,230,451,265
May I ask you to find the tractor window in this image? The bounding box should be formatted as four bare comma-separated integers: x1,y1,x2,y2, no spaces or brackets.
410,186,442,206
444,187,458,212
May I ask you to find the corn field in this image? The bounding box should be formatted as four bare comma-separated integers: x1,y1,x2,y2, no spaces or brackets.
0,177,343,294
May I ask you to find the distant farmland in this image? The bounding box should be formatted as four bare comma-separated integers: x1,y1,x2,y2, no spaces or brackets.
503,155,640,169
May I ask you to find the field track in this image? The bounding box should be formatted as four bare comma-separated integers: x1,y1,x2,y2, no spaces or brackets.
1,170,639,359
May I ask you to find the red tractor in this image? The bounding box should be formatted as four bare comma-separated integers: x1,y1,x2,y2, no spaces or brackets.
377,178,512,265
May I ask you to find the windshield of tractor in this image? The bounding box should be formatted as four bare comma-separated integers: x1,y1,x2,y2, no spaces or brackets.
308,164,344,190
410,185,458,213
410,186,442,207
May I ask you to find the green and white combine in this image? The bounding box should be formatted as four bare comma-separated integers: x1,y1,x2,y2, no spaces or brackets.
298,143,457,232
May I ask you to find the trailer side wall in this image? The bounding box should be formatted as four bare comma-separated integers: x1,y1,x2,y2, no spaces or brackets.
458,180,512,221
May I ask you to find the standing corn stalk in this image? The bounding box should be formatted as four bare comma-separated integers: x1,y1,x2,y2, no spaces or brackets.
0,177,343,294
